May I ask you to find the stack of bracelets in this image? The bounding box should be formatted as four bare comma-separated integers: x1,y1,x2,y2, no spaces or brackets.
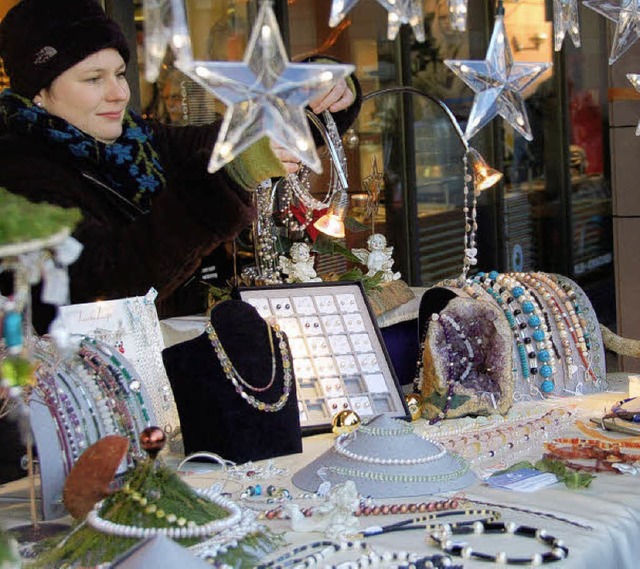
543,437,640,473
32,336,156,474
420,408,574,472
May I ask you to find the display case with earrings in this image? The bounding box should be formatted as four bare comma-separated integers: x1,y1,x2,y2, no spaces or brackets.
239,281,410,433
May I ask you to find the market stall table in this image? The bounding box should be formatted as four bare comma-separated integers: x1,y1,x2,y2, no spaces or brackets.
1,378,638,568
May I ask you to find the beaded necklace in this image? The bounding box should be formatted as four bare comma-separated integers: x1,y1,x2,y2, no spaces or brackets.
259,497,463,521
473,273,533,388
422,408,573,471
520,272,597,383
497,274,557,394
205,323,293,412
87,488,242,539
324,457,469,484
256,539,458,569
427,520,569,565
358,508,501,537
334,431,446,465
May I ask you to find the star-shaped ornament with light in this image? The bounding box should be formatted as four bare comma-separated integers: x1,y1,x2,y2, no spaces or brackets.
444,10,551,141
329,0,425,42
448,0,468,33
186,1,354,174
142,0,193,83
553,0,581,51
627,73,640,134
584,0,640,64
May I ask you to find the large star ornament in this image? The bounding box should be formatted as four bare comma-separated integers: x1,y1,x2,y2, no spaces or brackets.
583,0,640,64
185,2,354,174
329,0,425,42
444,15,551,141
627,73,640,134
142,0,193,83
554,0,581,51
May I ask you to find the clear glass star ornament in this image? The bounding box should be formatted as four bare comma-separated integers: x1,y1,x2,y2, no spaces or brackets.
627,73,640,134
448,0,468,33
583,0,640,64
329,0,425,42
185,1,354,174
444,15,551,141
554,0,581,50
379,0,426,41
142,0,193,83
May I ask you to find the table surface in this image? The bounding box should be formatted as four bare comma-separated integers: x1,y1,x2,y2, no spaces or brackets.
2,376,639,568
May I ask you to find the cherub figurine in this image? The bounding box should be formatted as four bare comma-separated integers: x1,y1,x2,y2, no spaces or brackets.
279,242,322,283
352,233,401,282
283,480,360,539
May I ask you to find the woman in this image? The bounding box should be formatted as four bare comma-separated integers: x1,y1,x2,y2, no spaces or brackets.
0,0,361,330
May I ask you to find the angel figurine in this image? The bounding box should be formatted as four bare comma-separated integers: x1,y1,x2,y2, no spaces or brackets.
352,233,401,282
279,242,322,283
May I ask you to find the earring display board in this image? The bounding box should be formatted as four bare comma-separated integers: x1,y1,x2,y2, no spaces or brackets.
238,281,410,432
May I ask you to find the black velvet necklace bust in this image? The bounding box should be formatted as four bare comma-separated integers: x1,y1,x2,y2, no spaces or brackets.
162,300,302,463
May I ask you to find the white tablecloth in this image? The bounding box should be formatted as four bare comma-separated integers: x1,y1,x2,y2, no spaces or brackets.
179,384,639,569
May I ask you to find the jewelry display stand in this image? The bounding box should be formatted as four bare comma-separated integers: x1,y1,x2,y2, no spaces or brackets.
30,338,157,520
238,281,410,432
162,300,302,462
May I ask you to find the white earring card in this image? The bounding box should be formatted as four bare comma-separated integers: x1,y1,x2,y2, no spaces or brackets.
239,281,410,433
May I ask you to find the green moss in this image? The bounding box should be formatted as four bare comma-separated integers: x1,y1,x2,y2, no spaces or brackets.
0,188,82,246
31,460,278,567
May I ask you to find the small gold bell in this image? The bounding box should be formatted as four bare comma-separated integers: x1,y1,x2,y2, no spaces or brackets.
405,392,425,421
332,409,361,435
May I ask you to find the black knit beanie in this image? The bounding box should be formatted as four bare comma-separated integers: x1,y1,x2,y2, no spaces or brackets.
0,0,130,99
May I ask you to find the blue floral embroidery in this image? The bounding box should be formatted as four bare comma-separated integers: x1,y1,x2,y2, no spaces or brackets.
138,174,161,192
69,141,92,158
106,144,133,165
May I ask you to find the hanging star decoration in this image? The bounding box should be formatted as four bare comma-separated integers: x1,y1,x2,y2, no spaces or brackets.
627,73,640,135
329,0,425,42
583,0,640,64
444,12,551,141
448,0,469,33
185,1,354,174
362,156,384,230
553,0,581,51
142,0,193,83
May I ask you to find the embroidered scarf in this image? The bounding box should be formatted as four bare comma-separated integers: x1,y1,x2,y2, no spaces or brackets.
0,90,166,213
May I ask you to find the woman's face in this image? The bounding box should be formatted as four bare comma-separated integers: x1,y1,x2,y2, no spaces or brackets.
34,48,130,144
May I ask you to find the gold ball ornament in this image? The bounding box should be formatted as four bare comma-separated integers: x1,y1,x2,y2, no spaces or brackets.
332,409,361,435
342,128,360,150
405,392,425,421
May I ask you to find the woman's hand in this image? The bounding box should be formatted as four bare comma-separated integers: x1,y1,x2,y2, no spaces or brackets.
270,141,301,174
309,78,355,114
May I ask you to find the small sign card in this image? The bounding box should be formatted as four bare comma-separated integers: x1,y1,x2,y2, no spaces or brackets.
485,468,559,492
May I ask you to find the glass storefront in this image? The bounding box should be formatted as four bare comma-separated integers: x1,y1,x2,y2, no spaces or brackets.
131,0,615,331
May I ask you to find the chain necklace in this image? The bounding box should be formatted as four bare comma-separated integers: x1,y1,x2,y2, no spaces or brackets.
205,323,293,412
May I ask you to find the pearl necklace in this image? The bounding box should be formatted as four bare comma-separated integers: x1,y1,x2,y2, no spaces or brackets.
87,488,241,539
206,323,293,412
324,456,469,484
334,431,446,465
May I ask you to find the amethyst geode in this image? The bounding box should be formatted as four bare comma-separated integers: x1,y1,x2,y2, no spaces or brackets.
421,296,514,419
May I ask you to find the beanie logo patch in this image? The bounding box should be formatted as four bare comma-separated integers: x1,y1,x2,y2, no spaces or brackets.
34,46,58,65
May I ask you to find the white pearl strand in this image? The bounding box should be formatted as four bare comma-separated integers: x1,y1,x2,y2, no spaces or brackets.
87,488,241,539
334,432,446,465
188,508,262,561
